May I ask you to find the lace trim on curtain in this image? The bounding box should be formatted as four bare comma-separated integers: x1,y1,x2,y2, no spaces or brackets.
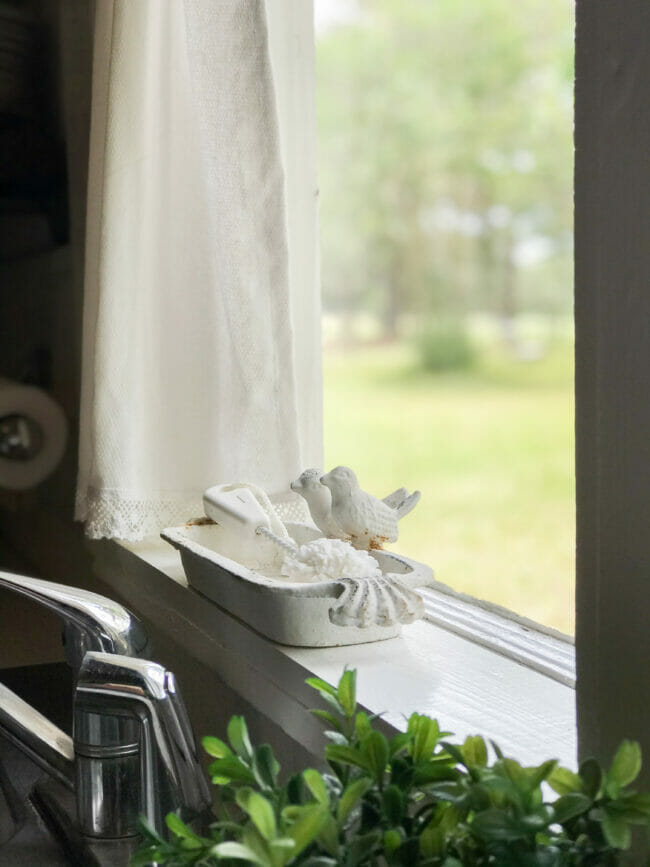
76,488,203,541
76,487,311,541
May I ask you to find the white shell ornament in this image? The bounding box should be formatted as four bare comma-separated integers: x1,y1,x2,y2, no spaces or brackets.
330,575,424,628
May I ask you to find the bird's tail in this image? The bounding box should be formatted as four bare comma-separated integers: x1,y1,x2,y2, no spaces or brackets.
395,490,421,519
382,487,408,509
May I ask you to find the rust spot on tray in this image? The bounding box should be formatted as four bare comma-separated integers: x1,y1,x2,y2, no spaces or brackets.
185,516,216,527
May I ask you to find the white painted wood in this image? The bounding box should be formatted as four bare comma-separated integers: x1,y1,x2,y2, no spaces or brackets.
95,539,577,770
421,586,575,687
574,2,650,793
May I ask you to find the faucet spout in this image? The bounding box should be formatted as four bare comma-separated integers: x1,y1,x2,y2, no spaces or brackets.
74,652,211,838
0,570,149,671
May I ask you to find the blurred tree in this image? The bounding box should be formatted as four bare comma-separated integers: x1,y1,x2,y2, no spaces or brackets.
316,0,573,340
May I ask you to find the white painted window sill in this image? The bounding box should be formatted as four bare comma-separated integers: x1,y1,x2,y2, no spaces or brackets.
91,537,577,770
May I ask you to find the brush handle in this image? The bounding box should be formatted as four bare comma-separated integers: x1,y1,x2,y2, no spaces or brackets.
255,525,297,556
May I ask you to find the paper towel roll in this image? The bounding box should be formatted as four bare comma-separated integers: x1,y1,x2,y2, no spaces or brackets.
0,378,67,490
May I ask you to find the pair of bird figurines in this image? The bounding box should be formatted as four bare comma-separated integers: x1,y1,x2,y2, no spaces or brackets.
291,466,420,550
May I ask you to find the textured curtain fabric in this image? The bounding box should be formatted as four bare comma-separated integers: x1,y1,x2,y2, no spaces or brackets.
76,0,321,540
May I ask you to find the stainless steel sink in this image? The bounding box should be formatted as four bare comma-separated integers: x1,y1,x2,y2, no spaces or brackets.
0,733,73,867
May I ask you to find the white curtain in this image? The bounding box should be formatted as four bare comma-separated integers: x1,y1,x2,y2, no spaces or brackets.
76,0,322,540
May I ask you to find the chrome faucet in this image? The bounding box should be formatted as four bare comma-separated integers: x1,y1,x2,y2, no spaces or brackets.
0,569,149,671
74,652,211,839
0,570,211,864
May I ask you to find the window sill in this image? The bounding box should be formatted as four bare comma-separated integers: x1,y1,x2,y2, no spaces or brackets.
90,537,577,770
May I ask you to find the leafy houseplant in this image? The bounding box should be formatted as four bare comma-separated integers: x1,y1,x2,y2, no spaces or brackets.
134,670,650,866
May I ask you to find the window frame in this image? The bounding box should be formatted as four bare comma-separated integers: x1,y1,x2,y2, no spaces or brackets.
574,2,650,781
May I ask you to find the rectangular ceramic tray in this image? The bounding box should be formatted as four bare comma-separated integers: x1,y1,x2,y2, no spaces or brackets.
162,521,433,647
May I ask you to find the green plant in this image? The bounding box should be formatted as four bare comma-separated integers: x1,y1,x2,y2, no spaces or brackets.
133,670,650,866
416,321,477,373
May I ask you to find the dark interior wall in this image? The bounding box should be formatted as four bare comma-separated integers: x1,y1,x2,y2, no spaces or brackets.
0,0,93,667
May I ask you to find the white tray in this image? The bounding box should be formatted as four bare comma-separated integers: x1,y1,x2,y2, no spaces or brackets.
161,521,433,647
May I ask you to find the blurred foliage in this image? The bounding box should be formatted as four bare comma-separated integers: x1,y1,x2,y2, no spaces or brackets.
323,330,575,633
416,320,477,373
317,0,574,338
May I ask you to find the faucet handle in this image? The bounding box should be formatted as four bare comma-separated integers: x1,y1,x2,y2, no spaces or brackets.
0,570,149,671
74,652,211,839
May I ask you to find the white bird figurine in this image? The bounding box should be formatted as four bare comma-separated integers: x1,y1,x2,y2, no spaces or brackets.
290,469,350,540
320,466,420,550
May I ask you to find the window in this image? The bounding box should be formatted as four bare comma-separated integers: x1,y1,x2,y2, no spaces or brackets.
315,0,575,634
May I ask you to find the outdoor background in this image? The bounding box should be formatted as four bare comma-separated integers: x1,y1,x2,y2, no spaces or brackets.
315,0,575,633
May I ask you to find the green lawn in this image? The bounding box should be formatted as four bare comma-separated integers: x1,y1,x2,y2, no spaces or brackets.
322,340,575,634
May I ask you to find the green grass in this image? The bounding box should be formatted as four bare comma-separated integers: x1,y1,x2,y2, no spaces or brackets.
323,339,575,634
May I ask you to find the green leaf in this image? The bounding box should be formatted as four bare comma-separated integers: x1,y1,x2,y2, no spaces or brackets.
236,788,277,841
211,840,270,865
413,760,458,785
242,827,276,865
355,711,372,740
228,716,254,761
209,755,257,785
202,735,233,759
553,792,592,824
383,828,402,855
606,798,650,824
324,730,349,747
382,785,404,824
325,743,369,771
252,744,280,791
461,735,488,769
286,805,331,858
304,768,329,806
300,858,338,867
130,848,170,867
313,690,346,717
337,777,372,825
490,740,504,760
136,815,166,845
337,669,357,717
427,780,466,805
439,741,466,768
316,814,340,857
410,715,441,763
360,730,389,784
548,765,582,796
499,757,527,788
419,824,445,858
311,709,344,733
388,731,412,757
269,837,297,864
579,757,602,799
305,676,338,698
346,831,381,864
607,740,642,794
601,810,632,850
165,812,200,841
620,792,650,815
470,809,525,841
526,759,558,791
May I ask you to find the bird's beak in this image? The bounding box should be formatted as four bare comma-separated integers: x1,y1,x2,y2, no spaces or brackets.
290,480,298,491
